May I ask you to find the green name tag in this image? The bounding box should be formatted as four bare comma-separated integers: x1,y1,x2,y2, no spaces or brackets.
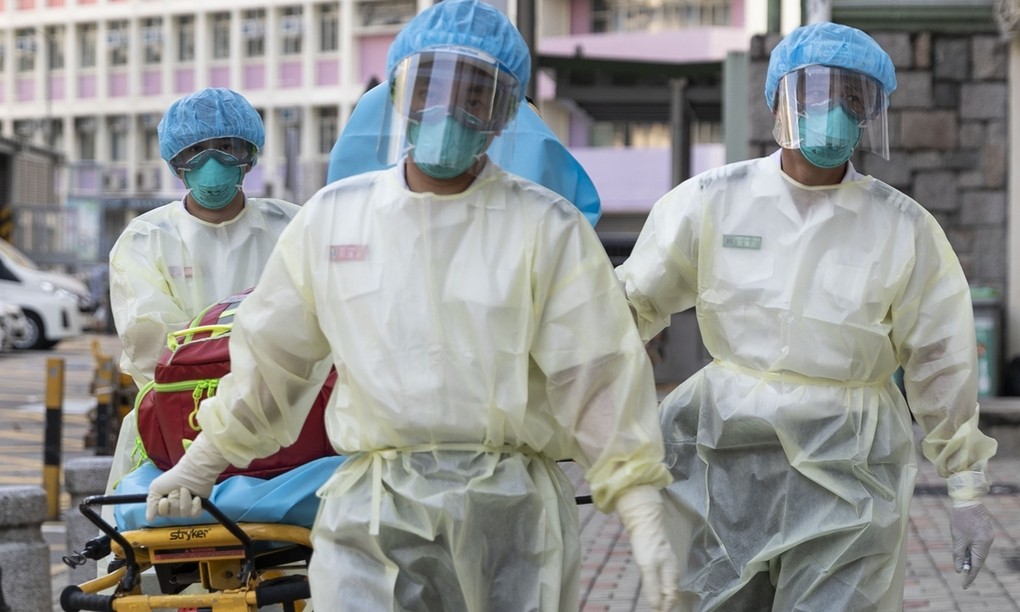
723,234,762,250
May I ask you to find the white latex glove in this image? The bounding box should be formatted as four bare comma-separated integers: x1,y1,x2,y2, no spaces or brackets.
146,434,231,522
951,500,994,589
616,485,680,611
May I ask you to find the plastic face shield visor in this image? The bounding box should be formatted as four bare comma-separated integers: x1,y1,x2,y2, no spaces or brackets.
170,137,258,172
382,47,521,166
772,65,891,160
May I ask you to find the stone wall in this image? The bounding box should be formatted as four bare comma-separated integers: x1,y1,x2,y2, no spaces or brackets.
747,30,1009,293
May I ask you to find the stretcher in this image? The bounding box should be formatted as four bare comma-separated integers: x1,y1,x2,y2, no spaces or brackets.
61,493,312,612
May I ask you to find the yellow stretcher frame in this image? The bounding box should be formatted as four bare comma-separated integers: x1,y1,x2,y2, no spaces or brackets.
60,494,312,612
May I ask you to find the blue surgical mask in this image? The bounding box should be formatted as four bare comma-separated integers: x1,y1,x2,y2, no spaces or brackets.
797,106,862,169
183,157,244,210
407,117,488,179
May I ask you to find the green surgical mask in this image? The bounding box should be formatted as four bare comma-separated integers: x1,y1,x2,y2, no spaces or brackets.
797,106,862,169
183,157,244,210
408,117,488,179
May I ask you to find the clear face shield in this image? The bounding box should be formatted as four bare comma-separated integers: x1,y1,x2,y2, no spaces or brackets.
772,65,890,169
383,47,521,179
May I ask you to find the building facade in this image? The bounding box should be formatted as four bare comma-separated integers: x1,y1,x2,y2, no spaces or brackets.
0,0,749,262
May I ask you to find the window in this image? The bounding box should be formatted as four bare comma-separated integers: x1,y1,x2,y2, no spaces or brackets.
211,13,230,59
318,4,339,52
78,24,97,69
14,119,37,138
592,0,731,33
590,120,721,147
76,117,96,160
107,21,129,66
109,116,128,161
318,106,338,154
45,119,63,149
242,9,266,57
46,26,64,70
15,28,36,73
177,15,195,62
143,128,160,161
281,6,303,55
141,17,162,65
356,0,416,27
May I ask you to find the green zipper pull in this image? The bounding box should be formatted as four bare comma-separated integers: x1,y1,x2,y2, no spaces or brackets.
189,381,209,431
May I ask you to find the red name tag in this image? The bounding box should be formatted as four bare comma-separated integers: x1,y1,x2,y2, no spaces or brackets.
330,244,368,261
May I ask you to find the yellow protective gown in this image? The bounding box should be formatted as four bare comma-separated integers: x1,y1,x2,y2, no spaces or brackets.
105,197,299,495
616,155,998,611
194,161,671,611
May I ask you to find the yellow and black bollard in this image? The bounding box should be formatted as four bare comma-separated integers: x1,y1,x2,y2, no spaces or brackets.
93,357,116,456
44,357,65,520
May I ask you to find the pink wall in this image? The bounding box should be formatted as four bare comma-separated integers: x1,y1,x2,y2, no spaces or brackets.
174,68,195,94
16,78,34,102
570,0,590,34
358,35,393,88
244,64,265,90
570,144,725,213
279,60,302,88
49,74,64,100
14,78,32,103
141,69,161,96
316,58,340,86
209,65,230,88
108,72,128,97
77,74,96,98
730,0,745,28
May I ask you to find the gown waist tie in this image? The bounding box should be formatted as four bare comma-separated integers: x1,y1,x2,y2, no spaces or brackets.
317,442,537,535
713,359,889,388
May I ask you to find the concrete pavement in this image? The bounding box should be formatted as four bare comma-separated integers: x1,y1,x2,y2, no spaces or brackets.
1,333,1018,610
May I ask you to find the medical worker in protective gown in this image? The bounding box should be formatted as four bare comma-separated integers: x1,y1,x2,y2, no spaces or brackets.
616,22,998,611
144,1,679,610
106,87,300,502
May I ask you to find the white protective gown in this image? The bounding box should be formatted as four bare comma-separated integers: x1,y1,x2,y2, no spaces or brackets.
194,161,671,611
106,197,300,492
616,154,998,611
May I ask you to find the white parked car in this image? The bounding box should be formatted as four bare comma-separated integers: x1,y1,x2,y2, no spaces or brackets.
0,238,91,350
0,300,29,351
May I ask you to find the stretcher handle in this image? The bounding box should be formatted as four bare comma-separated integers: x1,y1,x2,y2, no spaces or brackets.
78,493,258,589
77,494,143,592
59,586,114,612
255,575,312,608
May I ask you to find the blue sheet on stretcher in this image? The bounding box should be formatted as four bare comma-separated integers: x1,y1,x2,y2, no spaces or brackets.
113,456,346,531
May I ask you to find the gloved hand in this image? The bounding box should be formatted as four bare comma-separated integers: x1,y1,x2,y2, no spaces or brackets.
146,434,230,522
950,500,995,589
616,485,680,611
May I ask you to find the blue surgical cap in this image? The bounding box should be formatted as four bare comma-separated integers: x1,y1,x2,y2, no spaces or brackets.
386,0,531,99
158,88,266,163
765,22,896,110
